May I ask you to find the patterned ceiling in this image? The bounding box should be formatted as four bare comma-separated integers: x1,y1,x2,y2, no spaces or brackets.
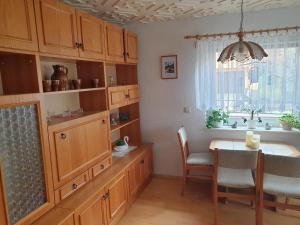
62,0,300,24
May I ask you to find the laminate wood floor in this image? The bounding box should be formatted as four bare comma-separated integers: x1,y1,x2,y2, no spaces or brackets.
119,177,300,225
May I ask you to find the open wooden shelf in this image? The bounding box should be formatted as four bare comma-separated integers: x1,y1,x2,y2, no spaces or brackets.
111,118,139,132
43,87,106,95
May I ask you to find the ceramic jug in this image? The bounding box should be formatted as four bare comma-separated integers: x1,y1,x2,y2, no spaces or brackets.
51,65,68,81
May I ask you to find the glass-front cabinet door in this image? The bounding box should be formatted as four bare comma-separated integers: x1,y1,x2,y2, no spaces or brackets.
0,94,54,225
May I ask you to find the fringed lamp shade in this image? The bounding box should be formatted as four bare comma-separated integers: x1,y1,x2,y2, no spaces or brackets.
217,32,268,63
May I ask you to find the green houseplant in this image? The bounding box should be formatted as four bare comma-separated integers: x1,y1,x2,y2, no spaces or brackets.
206,109,229,128
279,113,300,131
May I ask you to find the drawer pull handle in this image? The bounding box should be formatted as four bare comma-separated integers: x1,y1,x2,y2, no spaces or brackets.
60,133,67,139
72,183,78,190
102,119,106,124
100,164,105,169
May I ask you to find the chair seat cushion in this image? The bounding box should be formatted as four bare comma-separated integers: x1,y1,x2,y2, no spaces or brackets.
186,153,213,165
264,174,300,198
218,167,255,188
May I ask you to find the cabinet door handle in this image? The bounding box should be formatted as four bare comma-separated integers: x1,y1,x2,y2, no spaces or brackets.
60,133,67,139
72,183,78,190
141,159,145,164
125,94,130,98
126,52,129,57
100,164,105,169
80,43,84,49
75,42,79,48
102,119,106,124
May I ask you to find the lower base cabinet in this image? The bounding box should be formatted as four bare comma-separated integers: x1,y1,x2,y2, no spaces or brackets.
31,145,153,225
75,191,106,225
106,172,128,224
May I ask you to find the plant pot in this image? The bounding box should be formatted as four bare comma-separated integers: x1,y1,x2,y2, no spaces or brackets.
280,121,292,131
214,121,223,128
247,120,256,129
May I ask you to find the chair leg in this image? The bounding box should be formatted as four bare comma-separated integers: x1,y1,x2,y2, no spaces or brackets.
181,174,187,196
256,192,263,225
213,181,219,225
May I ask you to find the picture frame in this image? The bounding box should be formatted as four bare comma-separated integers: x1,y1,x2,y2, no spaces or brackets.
161,55,178,79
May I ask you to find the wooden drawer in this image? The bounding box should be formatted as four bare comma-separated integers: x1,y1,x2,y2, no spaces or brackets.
89,157,111,178
55,171,90,204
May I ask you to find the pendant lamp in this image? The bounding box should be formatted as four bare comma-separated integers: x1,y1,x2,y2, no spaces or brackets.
217,0,268,63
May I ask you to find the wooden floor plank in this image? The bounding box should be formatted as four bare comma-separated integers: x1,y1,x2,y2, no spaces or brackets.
118,177,300,225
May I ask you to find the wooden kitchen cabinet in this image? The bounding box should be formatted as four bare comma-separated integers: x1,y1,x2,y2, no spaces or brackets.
48,112,111,188
34,0,79,57
105,24,125,63
0,0,38,51
106,172,128,224
124,31,138,64
77,11,106,60
108,85,140,110
75,192,106,225
108,86,128,109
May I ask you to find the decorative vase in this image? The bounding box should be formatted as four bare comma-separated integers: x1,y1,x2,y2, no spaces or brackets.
247,120,256,129
214,121,223,128
51,65,68,90
280,121,292,131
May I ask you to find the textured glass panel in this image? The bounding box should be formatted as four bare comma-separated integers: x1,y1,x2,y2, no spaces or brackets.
0,104,47,225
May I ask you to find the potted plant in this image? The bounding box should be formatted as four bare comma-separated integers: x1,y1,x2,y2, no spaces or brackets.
242,105,262,129
206,109,229,128
279,113,300,131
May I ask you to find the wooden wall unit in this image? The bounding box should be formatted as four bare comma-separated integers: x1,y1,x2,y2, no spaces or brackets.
0,1,144,225
0,0,38,51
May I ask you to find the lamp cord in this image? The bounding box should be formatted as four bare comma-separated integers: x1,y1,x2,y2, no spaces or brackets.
239,0,244,32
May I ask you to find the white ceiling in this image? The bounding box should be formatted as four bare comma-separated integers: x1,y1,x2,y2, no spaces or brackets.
63,0,300,24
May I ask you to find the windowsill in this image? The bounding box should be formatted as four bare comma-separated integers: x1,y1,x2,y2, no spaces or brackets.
208,126,300,134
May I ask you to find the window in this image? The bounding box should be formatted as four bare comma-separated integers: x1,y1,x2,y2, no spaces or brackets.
195,32,300,115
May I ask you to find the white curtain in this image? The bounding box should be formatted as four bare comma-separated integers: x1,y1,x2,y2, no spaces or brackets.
195,31,300,114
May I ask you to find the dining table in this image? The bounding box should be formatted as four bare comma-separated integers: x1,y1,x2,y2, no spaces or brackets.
209,139,300,157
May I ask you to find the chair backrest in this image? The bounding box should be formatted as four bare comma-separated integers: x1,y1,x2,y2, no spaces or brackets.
177,127,190,163
215,149,259,170
263,154,300,178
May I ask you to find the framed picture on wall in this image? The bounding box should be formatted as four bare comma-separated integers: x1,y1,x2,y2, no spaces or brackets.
161,55,178,79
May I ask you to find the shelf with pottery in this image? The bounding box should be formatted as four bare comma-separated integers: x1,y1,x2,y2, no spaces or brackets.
43,87,106,95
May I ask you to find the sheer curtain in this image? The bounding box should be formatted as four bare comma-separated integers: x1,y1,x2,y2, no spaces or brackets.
195,31,300,114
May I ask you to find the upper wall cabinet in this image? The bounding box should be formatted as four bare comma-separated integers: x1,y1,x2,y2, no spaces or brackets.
34,0,79,57
105,24,125,63
124,31,138,64
76,11,106,60
0,0,38,51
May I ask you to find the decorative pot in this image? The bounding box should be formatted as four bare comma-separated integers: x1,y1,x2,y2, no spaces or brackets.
51,65,68,80
280,121,292,131
214,121,223,128
247,120,257,129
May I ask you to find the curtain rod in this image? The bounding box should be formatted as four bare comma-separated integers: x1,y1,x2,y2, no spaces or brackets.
184,26,300,40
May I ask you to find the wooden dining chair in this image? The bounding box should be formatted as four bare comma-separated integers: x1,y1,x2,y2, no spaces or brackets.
212,149,261,225
177,127,213,196
257,152,300,225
